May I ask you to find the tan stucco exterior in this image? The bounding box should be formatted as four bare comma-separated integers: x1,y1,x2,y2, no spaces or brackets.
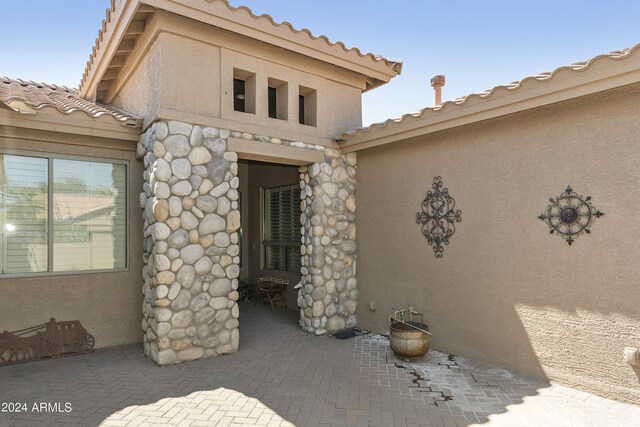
112,13,371,145
355,83,640,404
4,0,638,407
80,0,398,103
104,4,639,400
99,0,373,362
0,125,144,349
106,5,371,326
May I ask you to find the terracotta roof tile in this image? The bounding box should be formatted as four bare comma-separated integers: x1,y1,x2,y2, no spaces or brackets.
0,76,140,127
342,44,640,139
79,0,401,94
219,1,402,71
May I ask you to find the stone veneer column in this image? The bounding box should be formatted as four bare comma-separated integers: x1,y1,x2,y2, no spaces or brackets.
298,149,357,334
137,120,241,365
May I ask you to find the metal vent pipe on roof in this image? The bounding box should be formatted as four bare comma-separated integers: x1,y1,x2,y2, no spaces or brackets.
430,75,445,106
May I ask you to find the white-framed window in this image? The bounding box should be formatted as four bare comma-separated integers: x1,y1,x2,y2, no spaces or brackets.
0,153,127,275
263,184,301,273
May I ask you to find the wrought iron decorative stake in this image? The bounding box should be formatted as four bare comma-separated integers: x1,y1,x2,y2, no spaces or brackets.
416,176,462,258
538,185,604,245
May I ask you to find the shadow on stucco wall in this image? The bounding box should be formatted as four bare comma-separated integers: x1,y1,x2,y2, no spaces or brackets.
354,83,640,406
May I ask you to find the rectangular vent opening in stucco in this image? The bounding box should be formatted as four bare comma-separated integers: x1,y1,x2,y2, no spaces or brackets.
299,85,317,127
233,68,256,114
268,77,288,121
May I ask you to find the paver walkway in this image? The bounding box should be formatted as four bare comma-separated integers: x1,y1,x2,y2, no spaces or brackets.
1,303,638,426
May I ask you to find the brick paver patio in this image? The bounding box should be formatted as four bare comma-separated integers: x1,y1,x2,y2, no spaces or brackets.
1,303,638,426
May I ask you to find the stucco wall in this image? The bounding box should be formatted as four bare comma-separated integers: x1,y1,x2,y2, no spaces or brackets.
220,47,362,141
159,33,221,121
355,83,640,404
113,39,162,127
114,22,363,144
0,129,144,349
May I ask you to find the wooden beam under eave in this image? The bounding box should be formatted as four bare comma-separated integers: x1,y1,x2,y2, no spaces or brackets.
97,80,112,92
127,20,145,35
364,77,374,91
108,56,127,68
102,69,119,80
78,0,139,99
96,90,108,102
136,5,156,13
116,39,135,53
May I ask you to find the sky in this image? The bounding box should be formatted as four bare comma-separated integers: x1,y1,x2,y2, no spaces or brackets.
1,1,639,127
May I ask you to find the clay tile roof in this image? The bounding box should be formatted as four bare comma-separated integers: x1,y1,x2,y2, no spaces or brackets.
341,43,640,139
0,76,140,127
219,1,403,72
79,0,401,94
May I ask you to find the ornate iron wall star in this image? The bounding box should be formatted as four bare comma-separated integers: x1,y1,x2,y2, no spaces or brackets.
416,176,462,258
538,185,604,245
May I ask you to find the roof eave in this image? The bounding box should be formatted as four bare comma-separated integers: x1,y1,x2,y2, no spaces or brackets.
79,0,142,99
143,0,400,79
340,44,640,153
79,0,401,100
0,108,141,142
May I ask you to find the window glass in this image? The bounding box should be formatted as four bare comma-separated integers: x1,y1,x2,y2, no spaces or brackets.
0,154,48,274
298,95,305,124
53,160,126,271
268,87,277,119
0,154,126,275
233,78,246,112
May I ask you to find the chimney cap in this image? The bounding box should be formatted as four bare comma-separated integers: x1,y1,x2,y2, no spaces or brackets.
430,75,446,87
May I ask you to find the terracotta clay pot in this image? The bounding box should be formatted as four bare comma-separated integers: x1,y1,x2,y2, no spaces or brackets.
389,322,430,357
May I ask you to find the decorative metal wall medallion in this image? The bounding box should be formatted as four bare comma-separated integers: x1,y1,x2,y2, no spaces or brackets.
538,186,604,245
416,176,462,258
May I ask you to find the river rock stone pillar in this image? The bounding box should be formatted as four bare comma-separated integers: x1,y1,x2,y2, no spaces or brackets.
137,120,240,365
299,149,357,334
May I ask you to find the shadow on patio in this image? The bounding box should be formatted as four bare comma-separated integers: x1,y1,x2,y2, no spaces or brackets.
1,303,638,426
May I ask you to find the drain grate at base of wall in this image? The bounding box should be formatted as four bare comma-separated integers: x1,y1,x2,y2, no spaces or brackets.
329,327,368,340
